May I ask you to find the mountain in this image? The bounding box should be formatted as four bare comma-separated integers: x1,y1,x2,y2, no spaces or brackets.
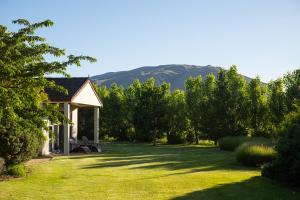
91,64,252,91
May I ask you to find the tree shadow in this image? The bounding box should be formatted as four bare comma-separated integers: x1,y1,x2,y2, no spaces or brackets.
80,143,258,174
169,176,300,200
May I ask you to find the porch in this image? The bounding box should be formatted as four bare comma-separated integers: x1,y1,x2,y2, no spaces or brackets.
42,77,102,155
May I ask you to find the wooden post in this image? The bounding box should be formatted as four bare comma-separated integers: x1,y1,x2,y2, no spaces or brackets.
71,106,78,142
94,107,99,144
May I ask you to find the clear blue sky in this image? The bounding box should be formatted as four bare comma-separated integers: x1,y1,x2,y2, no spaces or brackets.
1,0,299,82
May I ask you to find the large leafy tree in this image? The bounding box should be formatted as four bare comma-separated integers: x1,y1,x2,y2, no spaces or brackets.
267,79,287,126
214,66,248,139
106,84,129,141
0,19,96,166
123,80,141,141
262,107,300,186
166,89,189,144
185,75,204,144
284,69,300,112
246,77,270,136
201,74,218,143
133,78,170,144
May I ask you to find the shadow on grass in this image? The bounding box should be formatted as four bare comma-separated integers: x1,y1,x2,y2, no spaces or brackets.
170,176,300,200
79,142,258,174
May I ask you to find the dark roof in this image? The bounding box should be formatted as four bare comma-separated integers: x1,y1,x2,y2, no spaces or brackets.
45,77,89,101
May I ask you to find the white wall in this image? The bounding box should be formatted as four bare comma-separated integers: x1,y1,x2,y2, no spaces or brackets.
72,81,102,107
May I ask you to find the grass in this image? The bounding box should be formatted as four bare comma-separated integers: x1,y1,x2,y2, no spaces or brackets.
0,142,299,200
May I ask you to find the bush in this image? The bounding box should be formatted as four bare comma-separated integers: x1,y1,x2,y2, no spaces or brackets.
236,143,276,166
0,122,42,167
219,136,249,151
218,136,272,151
6,163,27,177
262,108,300,186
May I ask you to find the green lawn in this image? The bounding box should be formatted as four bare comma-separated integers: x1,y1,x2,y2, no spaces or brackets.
0,143,299,200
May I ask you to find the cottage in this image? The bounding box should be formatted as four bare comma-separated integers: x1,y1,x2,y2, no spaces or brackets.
42,77,102,155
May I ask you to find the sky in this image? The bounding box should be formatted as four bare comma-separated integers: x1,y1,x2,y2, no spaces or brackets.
1,0,299,82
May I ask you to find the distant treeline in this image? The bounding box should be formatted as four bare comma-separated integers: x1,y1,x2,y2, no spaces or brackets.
81,65,299,145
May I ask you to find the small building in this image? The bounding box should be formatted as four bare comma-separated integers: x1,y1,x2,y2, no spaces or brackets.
42,77,102,155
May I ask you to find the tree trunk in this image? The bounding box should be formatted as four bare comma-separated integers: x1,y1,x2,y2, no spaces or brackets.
195,133,199,144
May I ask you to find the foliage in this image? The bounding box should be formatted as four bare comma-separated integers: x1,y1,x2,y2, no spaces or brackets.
219,136,250,151
96,67,299,146
101,84,130,141
218,136,272,151
78,108,94,140
201,74,217,143
212,66,248,141
133,78,170,144
267,79,287,126
6,163,27,177
185,75,204,143
0,122,42,167
235,143,276,166
166,90,189,144
262,108,300,186
284,69,300,112
246,77,270,137
0,19,96,166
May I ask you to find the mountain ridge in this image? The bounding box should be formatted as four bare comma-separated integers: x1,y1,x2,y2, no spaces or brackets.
91,64,252,91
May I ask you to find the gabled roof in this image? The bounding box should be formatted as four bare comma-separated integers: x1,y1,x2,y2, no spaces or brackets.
45,77,102,107
45,77,89,101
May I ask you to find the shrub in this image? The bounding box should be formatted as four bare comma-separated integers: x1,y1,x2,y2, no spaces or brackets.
218,136,272,151
0,122,42,167
236,143,276,166
262,108,300,186
219,136,249,151
6,163,27,177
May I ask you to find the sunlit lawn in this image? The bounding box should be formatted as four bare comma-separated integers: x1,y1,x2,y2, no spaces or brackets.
0,143,299,200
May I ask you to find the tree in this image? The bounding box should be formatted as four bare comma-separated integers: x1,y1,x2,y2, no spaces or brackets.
213,66,248,140
96,86,110,138
133,78,170,145
185,76,204,144
123,80,141,141
267,79,287,126
262,107,300,186
166,89,189,144
246,77,270,137
99,84,131,141
201,74,218,143
0,19,96,167
284,69,300,112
